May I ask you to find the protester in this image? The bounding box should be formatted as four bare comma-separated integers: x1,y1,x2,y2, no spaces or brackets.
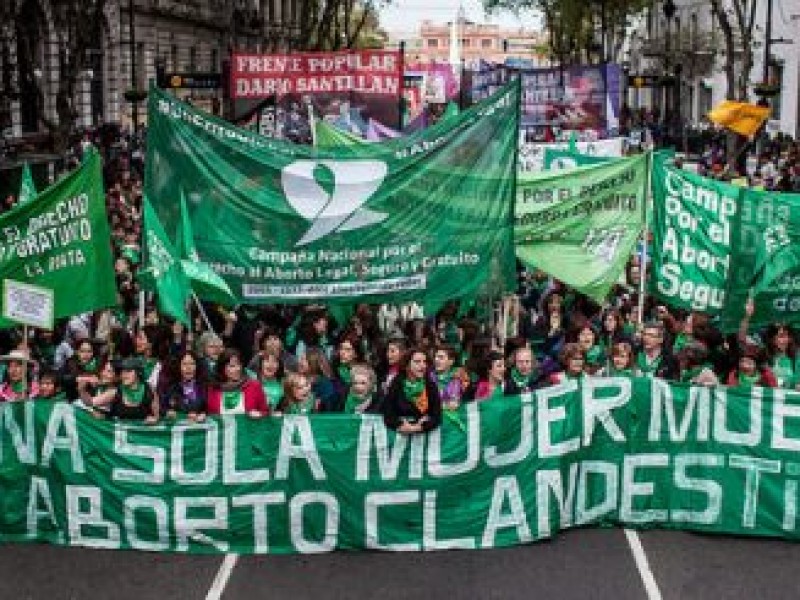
342,363,378,414
0,350,38,401
383,348,442,433
431,344,467,410
472,351,506,401
505,346,542,394
277,372,319,415
254,350,285,412
550,343,585,384
206,350,268,417
633,320,679,380
106,358,158,422
78,357,119,416
161,350,208,421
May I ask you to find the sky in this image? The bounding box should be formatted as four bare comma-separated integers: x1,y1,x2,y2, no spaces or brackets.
378,0,542,39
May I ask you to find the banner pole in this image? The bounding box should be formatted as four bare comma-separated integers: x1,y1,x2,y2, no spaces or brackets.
138,290,146,328
637,151,652,326
398,40,406,131
21,324,28,401
192,292,217,335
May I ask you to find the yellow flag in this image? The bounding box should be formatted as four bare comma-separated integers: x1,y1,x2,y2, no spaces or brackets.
708,100,771,138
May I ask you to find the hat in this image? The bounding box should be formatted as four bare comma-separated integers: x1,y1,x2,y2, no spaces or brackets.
0,349,36,364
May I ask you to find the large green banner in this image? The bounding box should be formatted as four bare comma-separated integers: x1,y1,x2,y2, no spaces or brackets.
651,157,739,314
515,155,647,302
4,379,800,554
145,82,519,306
0,151,116,327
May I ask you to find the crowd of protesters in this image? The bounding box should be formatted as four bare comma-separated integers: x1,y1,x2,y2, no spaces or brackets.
0,123,799,436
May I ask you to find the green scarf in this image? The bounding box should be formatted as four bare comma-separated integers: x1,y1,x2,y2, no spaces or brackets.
80,357,98,374
139,356,157,382
10,381,25,395
222,389,244,411
261,378,284,410
737,371,760,387
673,332,692,354
510,367,530,388
436,368,455,389
337,364,352,386
636,351,662,377
285,395,316,415
403,378,425,408
681,365,710,383
121,383,146,406
343,392,370,414
772,354,795,388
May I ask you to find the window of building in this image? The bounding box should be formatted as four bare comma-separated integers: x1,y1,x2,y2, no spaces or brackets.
482,38,492,49
189,47,196,71
170,44,178,72
211,48,218,71
771,62,784,120
427,38,438,48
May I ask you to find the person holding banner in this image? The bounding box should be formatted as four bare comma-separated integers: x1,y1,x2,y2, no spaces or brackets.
78,357,119,416
342,363,378,415
549,344,586,385
764,324,800,390
504,347,544,395
431,345,467,410
382,348,441,434
472,351,506,402
60,338,100,399
160,350,208,422
107,358,159,423
277,373,320,415
633,321,679,380
0,350,38,402
206,350,268,418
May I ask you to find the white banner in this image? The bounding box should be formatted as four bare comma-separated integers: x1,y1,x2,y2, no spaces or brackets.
518,137,625,173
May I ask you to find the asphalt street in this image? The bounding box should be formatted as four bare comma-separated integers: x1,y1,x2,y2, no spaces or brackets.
1,527,800,599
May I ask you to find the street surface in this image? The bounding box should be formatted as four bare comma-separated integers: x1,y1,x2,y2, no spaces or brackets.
1,527,799,599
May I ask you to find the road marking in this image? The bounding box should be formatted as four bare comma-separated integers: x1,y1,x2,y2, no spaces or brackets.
624,529,663,600
205,553,239,600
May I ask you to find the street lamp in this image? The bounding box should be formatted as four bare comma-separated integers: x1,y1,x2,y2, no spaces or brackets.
662,0,677,142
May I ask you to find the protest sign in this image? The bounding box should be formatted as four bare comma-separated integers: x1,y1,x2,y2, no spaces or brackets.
4,379,800,554
0,150,116,328
145,80,519,307
515,155,647,301
650,158,740,313
2,280,54,330
542,148,616,171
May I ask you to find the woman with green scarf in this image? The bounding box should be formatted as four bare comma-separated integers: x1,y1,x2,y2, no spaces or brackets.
78,358,119,415
60,338,100,399
431,345,466,410
342,363,378,414
383,348,442,434
331,335,361,408
726,340,778,389
548,343,586,385
256,351,285,412
677,342,719,386
602,342,634,377
102,358,158,423
765,324,800,389
207,350,268,417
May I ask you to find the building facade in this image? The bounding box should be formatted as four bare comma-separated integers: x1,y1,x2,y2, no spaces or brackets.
627,0,800,138
389,13,547,69
1,0,304,138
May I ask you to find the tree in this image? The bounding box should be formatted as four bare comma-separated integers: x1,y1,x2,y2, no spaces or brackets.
709,0,757,102
484,0,652,66
295,0,392,52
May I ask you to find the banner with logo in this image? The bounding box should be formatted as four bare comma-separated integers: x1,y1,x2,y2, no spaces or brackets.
5,379,800,554
515,155,648,302
145,82,519,305
650,158,740,315
0,150,116,328
542,148,616,171
518,137,624,174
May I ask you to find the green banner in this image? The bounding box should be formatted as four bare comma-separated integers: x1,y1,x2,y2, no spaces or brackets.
515,155,647,302
724,188,800,331
5,379,800,554
0,151,116,327
144,81,519,306
651,157,740,314
18,163,37,205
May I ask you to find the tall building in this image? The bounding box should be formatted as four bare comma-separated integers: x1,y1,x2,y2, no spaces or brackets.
0,0,304,139
627,0,800,138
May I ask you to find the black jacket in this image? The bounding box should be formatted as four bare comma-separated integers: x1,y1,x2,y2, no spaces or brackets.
382,375,442,433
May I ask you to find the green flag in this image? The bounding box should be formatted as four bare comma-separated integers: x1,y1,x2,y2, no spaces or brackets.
145,79,519,306
142,195,190,325
18,163,37,204
314,119,365,147
179,191,236,306
650,157,740,314
0,150,116,327
543,148,615,171
515,154,648,302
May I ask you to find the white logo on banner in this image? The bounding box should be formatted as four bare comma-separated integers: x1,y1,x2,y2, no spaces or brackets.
282,160,388,246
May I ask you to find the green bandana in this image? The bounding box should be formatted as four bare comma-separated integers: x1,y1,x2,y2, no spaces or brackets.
681,365,710,383
222,389,244,411
737,371,760,387
121,383,146,406
261,378,283,410
10,381,25,394
285,395,316,415
510,367,530,388
436,368,455,389
403,378,425,405
608,367,633,377
337,364,352,386
139,356,157,382
343,392,370,414
80,357,98,374
672,332,692,354
636,352,662,377
772,354,795,389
